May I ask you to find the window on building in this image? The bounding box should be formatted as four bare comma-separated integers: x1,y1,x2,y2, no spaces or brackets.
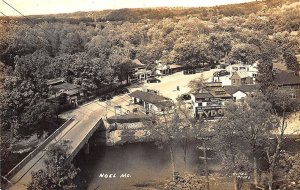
232,79,235,84
291,94,296,99
198,103,202,107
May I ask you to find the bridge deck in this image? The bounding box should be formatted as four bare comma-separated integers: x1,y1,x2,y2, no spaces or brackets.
8,95,130,190
9,115,103,190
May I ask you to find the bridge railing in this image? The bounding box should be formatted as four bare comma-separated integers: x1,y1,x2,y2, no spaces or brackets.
5,118,75,181
66,118,104,162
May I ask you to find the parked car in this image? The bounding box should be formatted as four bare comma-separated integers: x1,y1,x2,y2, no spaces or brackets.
213,70,230,77
114,87,130,95
99,94,113,101
178,93,191,101
183,69,196,75
219,70,230,76
202,66,210,71
147,78,161,83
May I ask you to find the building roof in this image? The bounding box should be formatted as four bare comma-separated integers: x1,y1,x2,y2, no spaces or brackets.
129,90,173,108
169,64,183,69
132,59,144,66
206,87,232,98
50,82,80,92
235,71,250,78
193,86,232,101
192,93,213,99
224,85,259,95
274,71,300,86
273,62,288,71
47,78,81,98
46,78,65,85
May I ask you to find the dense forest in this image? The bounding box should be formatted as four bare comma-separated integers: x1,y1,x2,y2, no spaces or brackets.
0,1,300,189
1,0,300,138
0,0,299,161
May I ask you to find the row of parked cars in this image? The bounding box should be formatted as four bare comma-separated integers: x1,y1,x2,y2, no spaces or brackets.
213,70,230,77
98,87,130,101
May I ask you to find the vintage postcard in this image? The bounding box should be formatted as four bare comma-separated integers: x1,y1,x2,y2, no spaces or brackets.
1,0,300,189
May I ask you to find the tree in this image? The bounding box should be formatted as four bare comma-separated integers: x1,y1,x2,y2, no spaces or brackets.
27,140,79,190
216,94,275,187
145,107,180,181
283,53,299,76
188,74,207,93
173,36,209,68
264,89,300,190
280,153,300,189
60,32,84,54
208,32,232,63
176,100,205,170
229,43,260,65
213,117,252,190
0,51,57,137
256,39,278,94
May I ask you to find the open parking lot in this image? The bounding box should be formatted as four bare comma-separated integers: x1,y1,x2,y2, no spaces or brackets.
141,69,218,101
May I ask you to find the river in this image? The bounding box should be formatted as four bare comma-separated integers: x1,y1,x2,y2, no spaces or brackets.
74,142,213,190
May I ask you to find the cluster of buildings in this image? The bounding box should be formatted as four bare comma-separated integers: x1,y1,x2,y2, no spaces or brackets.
192,61,300,119
47,78,82,108
45,56,300,120
128,60,300,120
129,59,182,83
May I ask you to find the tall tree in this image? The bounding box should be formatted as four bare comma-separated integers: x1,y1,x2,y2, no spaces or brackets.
229,43,260,65
27,140,79,190
173,36,209,68
217,94,275,186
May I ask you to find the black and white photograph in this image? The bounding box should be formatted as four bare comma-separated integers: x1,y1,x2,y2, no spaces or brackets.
0,0,300,189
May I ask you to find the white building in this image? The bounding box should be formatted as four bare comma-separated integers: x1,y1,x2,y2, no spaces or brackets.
213,63,258,86
129,59,153,82
129,90,173,113
224,85,258,101
190,83,232,119
155,60,182,76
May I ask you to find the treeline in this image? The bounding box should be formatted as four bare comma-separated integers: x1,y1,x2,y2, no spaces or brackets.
0,0,298,24
0,0,299,139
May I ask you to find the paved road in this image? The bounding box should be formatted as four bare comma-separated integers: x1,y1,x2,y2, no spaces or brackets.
144,70,218,101
9,102,115,189
8,70,215,189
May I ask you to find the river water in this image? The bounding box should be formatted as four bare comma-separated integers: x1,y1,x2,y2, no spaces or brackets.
74,142,211,190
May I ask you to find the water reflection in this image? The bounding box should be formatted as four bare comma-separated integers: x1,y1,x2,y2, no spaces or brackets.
75,142,204,190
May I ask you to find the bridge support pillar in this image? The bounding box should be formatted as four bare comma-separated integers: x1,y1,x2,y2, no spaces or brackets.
84,143,90,155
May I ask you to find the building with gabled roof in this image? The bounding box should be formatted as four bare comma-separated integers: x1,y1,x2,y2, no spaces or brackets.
190,83,232,119
47,78,81,107
155,60,183,76
129,90,173,113
230,71,254,86
224,85,259,101
273,70,300,100
129,59,153,82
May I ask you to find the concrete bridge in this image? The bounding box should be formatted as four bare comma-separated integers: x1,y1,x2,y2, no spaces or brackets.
5,94,131,190
6,114,105,190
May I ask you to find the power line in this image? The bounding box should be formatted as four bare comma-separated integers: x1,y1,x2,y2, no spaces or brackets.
0,10,56,48
2,0,57,40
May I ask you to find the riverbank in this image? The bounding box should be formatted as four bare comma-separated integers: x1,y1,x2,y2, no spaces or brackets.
73,142,253,190
1,118,66,177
